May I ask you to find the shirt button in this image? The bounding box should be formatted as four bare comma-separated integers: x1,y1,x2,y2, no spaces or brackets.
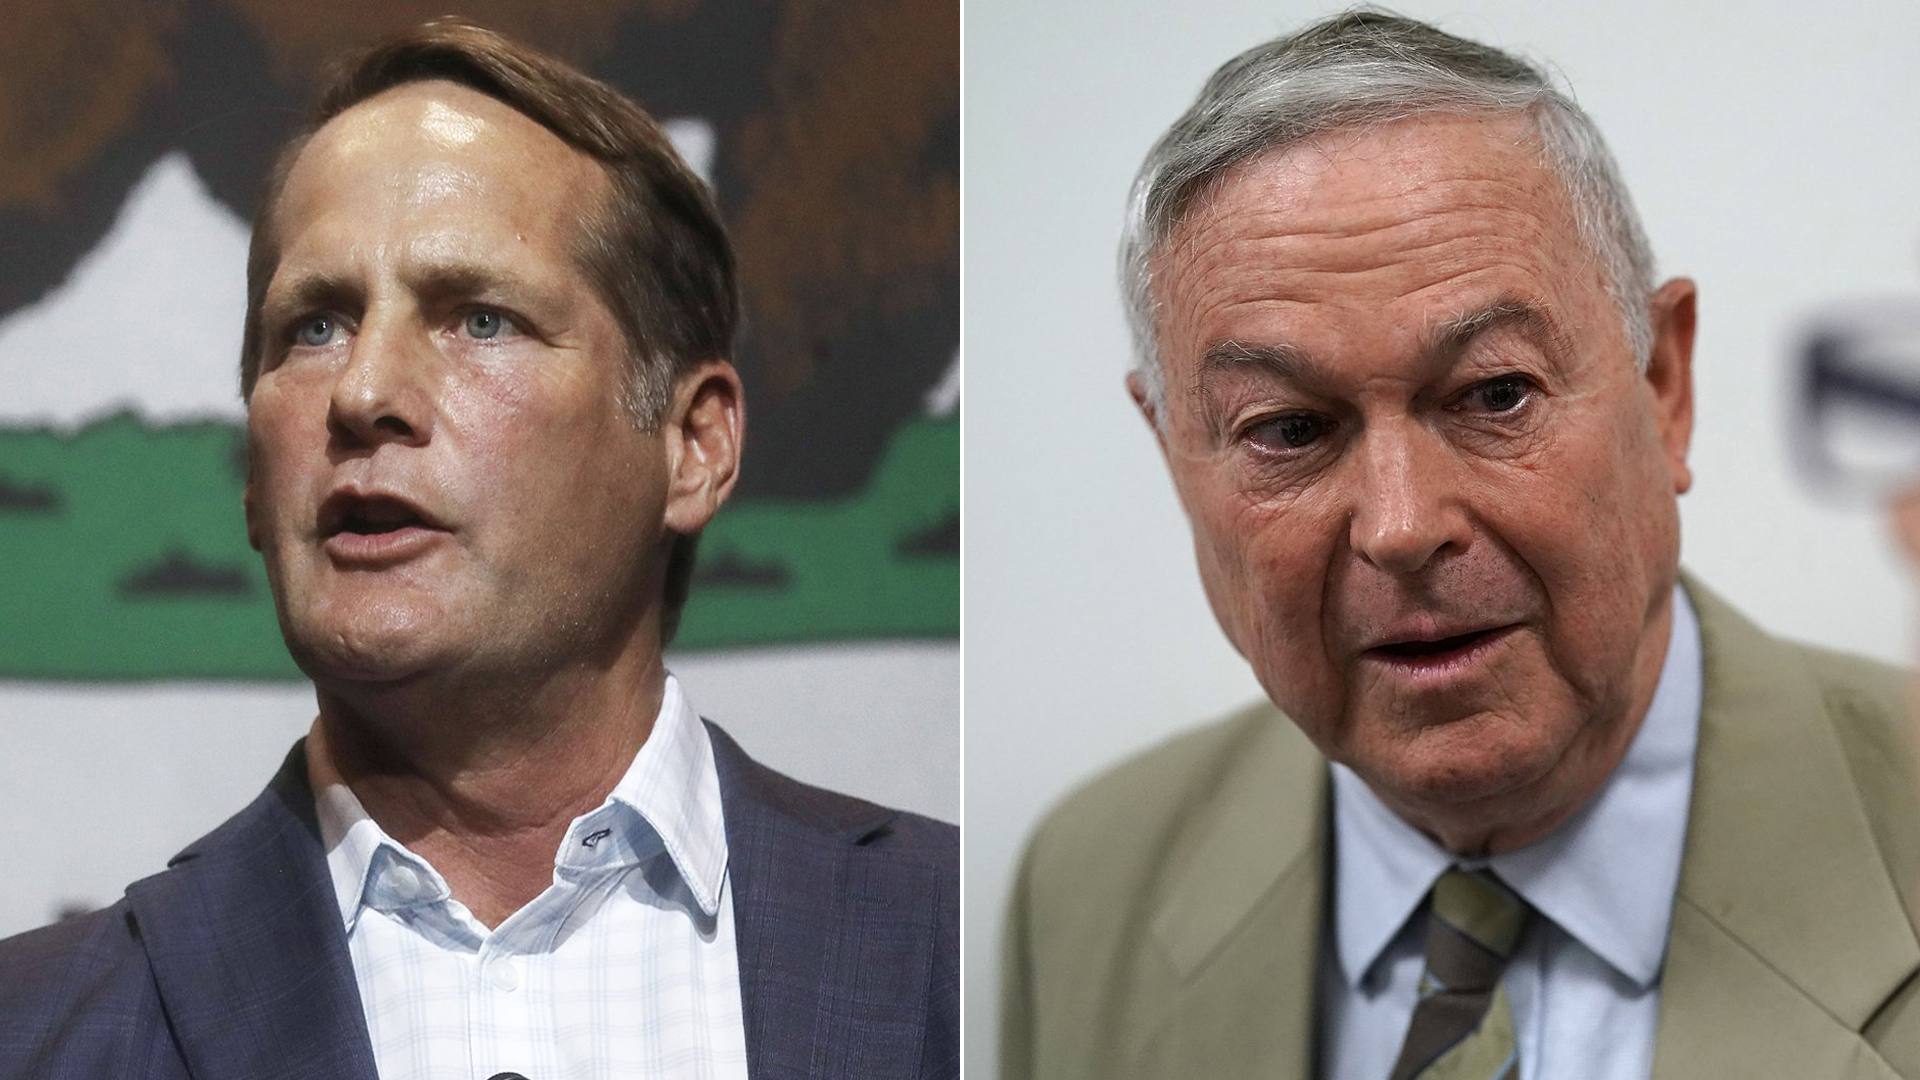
489,958,521,992
388,864,422,899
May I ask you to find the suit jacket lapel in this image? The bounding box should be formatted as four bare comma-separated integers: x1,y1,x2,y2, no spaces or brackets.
1652,580,1920,1079
1137,706,1327,1080
709,722,949,1079
125,743,378,1080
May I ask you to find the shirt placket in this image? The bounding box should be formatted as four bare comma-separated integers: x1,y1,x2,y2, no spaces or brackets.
471,918,541,1077
471,813,623,1078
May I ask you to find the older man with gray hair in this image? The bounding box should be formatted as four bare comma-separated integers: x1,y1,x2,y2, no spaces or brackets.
1002,11,1920,1079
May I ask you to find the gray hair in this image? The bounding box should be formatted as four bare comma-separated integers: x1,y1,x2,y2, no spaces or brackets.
1121,10,1656,418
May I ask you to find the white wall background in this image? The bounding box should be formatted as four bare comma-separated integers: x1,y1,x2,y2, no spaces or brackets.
962,0,1920,1073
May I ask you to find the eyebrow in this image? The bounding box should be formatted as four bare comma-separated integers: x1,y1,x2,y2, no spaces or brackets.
1427,299,1569,366
403,261,553,308
262,260,561,321
1193,339,1313,398
261,272,363,324
1192,297,1568,408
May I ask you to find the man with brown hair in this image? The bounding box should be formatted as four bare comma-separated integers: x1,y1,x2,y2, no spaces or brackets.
0,20,955,1079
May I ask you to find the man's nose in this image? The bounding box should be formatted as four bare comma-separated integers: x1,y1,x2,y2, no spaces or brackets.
327,319,434,449
1347,425,1471,574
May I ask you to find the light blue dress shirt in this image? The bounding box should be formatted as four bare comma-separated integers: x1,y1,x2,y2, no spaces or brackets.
1319,586,1702,1080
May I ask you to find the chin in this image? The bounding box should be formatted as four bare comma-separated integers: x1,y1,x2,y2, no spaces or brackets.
279,603,449,687
1359,711,1568,811
289,636,437,689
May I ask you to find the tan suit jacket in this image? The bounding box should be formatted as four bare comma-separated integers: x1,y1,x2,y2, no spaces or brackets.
1002,580,1920,1077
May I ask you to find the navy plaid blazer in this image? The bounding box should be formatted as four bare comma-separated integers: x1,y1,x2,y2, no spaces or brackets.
0,723,957,1079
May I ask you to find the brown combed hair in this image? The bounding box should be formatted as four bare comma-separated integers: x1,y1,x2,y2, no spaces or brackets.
240,17,738,638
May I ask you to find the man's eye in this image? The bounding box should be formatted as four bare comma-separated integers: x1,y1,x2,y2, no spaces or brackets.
1466,375,1533,413
1247,413,1330,451
295,315,339,348
463,309,510,340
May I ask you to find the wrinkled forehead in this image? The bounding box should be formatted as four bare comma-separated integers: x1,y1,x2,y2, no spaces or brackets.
1161,111,1567,263
1147,113,1590,354
274,79,611,241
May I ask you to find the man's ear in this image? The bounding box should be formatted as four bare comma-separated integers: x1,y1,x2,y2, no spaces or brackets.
1643,277,1698,496
1127,369,1170,455
662,360,745,535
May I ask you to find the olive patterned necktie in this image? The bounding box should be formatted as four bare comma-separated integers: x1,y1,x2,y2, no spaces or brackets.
1386,867,1531,1080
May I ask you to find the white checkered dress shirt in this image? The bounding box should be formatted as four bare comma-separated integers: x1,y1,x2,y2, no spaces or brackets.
312,675,750,1079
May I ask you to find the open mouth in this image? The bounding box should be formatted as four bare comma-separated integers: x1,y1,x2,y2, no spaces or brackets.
1366,625,1515,669
320,493,439,538
335,498,423,536
1374,628,1498,658
316,492,447,563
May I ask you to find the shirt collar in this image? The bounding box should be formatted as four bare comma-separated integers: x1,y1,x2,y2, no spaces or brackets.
1330,585,1703,992
579,673,730,917
313,673,730,933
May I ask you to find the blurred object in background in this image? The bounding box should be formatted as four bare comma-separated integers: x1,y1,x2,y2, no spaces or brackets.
54,902,95,923
1797,297,1920,501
